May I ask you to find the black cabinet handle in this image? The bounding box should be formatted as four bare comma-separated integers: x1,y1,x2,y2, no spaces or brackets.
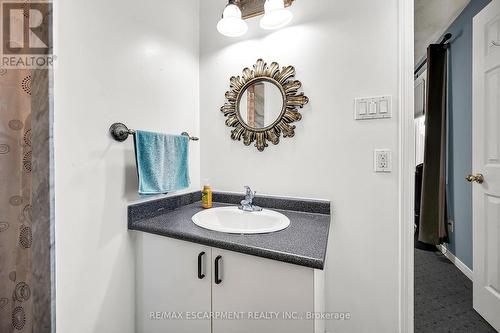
214,255,222,284
197,252,205,279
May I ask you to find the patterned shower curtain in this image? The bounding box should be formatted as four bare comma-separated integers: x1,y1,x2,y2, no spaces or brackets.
0,67,33,332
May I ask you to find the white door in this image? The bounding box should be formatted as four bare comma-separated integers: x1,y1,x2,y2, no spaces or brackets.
472,2,500,330
135,233,212,333
211,249,315,333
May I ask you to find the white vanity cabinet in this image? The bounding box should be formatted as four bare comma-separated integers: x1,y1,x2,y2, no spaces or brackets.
135,233,212,333
212,248,324,333
135,232,325,333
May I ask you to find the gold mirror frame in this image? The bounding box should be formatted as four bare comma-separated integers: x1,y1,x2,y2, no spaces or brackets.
220,59,309,151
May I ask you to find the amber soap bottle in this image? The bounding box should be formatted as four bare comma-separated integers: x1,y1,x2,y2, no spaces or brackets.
201,182,212,209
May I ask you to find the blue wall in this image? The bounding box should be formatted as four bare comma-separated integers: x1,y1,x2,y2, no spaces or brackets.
442,0,490,269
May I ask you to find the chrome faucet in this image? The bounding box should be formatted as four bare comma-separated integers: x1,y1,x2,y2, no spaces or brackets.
239,186,262,212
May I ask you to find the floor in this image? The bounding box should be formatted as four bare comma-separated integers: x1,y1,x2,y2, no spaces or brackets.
414,248,498,333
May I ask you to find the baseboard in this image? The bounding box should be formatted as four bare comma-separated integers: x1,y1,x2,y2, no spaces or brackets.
437,245,473,280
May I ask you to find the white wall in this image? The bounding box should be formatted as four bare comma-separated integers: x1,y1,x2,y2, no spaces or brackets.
53,0,200,331
54,0,401,331
200,1,400,332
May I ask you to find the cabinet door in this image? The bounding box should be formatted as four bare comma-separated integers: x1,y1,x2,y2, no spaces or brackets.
135,233,211,333
212,249,315,333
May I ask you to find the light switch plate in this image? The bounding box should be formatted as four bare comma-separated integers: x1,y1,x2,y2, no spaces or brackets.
374,149,392,172
355,96,392,120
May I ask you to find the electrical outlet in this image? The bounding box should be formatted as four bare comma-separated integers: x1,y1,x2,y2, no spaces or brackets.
374,149,392,172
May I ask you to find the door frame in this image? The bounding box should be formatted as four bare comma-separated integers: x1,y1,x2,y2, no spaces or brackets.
398,0,415,332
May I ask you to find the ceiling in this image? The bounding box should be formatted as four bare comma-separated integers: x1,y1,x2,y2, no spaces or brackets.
415,0,471,64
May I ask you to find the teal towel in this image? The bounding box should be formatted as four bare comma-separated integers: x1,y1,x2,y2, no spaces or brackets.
134,130,190,195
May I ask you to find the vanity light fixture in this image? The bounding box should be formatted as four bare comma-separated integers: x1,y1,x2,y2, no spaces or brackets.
217,0,248,37
259,0,293,30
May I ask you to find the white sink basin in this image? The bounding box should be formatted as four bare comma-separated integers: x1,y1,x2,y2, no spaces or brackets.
191,206,290,234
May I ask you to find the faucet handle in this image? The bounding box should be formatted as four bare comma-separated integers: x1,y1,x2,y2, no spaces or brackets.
243,186,257,202
243,185,252,197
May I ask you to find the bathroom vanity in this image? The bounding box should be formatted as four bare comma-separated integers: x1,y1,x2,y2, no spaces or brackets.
129,192,330,333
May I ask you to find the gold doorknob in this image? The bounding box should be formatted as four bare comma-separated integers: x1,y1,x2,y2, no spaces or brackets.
466,173,484,184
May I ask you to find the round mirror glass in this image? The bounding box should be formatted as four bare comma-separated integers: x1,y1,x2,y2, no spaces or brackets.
238,80,284,129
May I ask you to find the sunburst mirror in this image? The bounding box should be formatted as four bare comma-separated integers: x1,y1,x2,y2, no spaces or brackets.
220,59,309,151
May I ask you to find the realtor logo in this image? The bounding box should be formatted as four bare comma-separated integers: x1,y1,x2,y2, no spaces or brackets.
1,0,53,68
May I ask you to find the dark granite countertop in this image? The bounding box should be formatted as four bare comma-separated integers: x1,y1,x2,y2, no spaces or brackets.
128,192,331,270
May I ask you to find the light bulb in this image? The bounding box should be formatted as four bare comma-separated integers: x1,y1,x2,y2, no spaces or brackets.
259,0,293,30
217,3,248,37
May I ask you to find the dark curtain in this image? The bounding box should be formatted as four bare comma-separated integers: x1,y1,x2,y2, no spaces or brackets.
418,44,449,245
